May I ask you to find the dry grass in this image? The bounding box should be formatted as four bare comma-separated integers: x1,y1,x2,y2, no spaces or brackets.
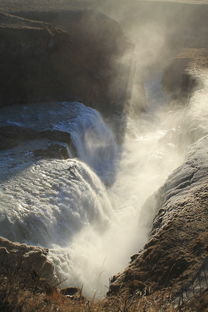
1,278,207,312
2,256,208,311
0,277,194,312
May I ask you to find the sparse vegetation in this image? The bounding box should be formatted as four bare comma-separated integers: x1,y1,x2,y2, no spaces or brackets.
0,1,208,312
1,270,208,312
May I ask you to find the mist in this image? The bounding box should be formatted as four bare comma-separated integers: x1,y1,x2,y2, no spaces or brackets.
49,70,208,296
47,0,208,295
0,0,208,300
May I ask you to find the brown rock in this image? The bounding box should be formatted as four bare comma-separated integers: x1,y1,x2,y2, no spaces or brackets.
108,136,208,299
0,236,57,288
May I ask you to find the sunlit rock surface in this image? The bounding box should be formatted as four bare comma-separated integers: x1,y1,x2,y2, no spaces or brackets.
0,236,57,287
108,136,208,297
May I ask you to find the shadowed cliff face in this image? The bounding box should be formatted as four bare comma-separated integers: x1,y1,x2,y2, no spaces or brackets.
0,10,130,121
162,49,208,102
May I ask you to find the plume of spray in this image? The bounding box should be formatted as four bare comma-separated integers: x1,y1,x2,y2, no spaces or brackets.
2,0,208,299
49,24,190,297
49,4,208,294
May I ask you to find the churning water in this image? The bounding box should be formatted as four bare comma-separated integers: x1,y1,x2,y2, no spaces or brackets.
0,70,208,297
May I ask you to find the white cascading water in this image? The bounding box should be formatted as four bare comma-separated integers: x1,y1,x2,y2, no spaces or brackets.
0,158,112,247
49,69,208,297
0,69,208,297
53,102,118,186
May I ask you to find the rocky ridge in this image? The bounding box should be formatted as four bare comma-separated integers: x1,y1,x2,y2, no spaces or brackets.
108,135,208,306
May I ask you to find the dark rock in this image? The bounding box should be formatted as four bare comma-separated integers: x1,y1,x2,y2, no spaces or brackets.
60,287,85,302
60,287,79,296
0,10,130,120
162,57,197,101
0,126,74,157
33,144,69,159
0,126,37,150
39,130,73,150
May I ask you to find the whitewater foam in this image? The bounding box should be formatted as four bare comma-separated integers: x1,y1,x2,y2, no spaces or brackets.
0,158,112,247
0,70,208,297
53,102,118,185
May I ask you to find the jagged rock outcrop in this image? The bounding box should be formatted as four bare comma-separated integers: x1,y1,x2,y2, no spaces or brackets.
0,10,130,119
0,237,68,312
108,136,208,298
0,126,72,154
0,236,57,288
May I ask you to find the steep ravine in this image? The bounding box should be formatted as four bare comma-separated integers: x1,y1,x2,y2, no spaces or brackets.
107,66,208,309
0,3,208,312
1,64,208,312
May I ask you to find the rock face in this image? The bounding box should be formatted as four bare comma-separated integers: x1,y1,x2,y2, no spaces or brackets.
0,236,57,288
0,125,72,154
0,10,130,118
162,49,208,102
108,136,208,298
0,236,68,312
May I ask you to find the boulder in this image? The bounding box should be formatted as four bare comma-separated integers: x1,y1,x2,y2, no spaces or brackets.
0,236,57,289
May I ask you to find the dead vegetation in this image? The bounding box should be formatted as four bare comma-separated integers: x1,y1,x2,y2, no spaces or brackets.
1,269,208,312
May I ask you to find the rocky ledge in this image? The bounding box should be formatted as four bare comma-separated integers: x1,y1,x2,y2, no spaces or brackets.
0,236,57,287
0,237,59,311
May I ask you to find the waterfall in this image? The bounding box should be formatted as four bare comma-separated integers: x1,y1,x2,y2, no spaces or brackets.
0,69,208,297
48,71,208,297
0,158,112,247
0,101,118,186
53,102,118,186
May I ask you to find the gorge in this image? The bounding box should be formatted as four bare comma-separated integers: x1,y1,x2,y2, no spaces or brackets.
0,1,208,311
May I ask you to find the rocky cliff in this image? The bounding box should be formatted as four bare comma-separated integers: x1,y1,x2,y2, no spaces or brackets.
0,237,59,311
0,10,130,119
108,135,208,308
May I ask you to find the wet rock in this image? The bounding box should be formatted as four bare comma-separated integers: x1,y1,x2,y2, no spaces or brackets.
0,125,73,157
0,126,37,150
33,144,69,159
